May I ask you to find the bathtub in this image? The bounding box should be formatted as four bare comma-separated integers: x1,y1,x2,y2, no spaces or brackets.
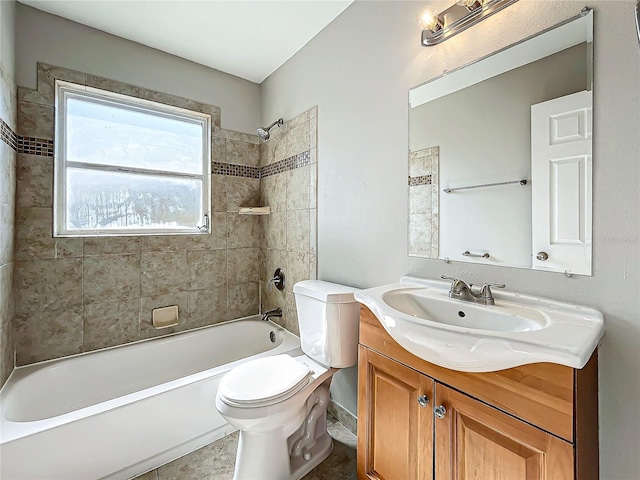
0,317,301,480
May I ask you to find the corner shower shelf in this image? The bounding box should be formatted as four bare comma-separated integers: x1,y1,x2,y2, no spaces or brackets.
239,206,271,215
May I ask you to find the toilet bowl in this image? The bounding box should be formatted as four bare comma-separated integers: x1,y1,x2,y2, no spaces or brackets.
215,280,360,480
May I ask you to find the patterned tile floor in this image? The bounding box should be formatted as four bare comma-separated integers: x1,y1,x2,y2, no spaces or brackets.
135,414,356,480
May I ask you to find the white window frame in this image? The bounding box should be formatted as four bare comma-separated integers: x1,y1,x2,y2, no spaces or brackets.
54,80,211,237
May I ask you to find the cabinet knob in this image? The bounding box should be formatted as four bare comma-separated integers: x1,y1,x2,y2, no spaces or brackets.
434,405,447,419
417,395,430,407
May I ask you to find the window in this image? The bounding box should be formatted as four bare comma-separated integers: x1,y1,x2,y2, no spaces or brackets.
54,81,211,236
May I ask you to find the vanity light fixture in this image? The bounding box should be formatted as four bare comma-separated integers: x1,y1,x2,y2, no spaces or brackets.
420,0,519,46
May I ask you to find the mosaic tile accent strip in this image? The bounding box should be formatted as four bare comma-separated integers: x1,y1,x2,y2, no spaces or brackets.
17,136,55,157
11,134,310,178
261,151,310,178
1,118,18,151
212,162,260,178
408,175,432,186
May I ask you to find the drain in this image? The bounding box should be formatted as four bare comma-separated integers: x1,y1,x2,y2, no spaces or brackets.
269,331,277,343
458,311,466,318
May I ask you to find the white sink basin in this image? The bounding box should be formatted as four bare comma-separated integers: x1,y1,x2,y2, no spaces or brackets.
382,289,547,333
354,276,604,372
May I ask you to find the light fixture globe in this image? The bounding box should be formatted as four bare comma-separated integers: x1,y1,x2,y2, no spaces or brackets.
417,7,441,32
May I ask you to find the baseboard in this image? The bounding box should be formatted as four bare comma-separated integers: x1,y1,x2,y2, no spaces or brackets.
328,399,357,436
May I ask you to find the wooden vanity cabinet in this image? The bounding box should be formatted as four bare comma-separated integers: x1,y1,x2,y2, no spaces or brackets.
357,306,599,480
434,383,574,480
358,346,434,480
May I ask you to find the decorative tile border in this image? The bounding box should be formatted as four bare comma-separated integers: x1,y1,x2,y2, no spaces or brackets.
261,151,310,178
1,122,54,156
212,162,260,179
17,136,54,157
409,174,432,186
215,150,310,178
1,118,18,151
11,133,311,179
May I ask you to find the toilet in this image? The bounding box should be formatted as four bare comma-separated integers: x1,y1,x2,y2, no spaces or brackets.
215,280,360,480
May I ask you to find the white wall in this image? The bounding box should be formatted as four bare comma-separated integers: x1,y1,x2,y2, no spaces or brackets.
261,1,640,478
15,4,260,135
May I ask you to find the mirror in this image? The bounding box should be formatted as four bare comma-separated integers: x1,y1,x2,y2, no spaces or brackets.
408,10,593,275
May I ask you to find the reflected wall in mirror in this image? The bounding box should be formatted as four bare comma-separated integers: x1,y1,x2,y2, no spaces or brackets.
408,9,593,275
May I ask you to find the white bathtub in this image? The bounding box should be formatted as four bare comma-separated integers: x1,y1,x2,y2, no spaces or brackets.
0,317,301,480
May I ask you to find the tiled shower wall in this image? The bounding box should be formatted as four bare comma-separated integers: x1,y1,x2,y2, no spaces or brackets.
12,63,263,366
259,108,318,335
408,146,439,258
0,0,17,387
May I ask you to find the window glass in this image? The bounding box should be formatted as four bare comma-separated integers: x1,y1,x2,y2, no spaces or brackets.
55,81,211,236
66,97,204,175
66,169,202,231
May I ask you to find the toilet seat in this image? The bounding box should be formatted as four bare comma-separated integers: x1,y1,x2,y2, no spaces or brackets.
218,354,312,408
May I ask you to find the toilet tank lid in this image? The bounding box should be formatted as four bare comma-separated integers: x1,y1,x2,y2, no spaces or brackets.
293,280,359,303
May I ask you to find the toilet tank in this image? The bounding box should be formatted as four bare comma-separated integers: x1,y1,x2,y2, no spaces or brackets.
293,280,360,368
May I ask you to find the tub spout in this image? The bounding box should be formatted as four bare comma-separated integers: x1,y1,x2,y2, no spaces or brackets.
262,308,282,322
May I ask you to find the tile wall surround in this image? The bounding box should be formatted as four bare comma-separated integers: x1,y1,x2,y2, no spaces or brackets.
0,2,17,388
12,62,319,367
12,63,260,366
259,107,318,336
408,146,439,259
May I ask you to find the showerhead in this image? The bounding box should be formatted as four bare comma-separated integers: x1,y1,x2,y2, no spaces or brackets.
257,127,270,141
257,118,284,141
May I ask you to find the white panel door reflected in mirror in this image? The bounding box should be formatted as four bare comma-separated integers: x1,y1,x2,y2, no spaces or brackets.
408,9,593,275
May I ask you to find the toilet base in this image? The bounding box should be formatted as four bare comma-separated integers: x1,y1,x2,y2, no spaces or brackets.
233,430,332,480
289,431,333,480
232,385,333,480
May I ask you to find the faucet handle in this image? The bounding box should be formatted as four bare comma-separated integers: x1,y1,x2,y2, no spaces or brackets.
440,275,460,290
481,282,505,290
479,283,505,303
268,268,285,291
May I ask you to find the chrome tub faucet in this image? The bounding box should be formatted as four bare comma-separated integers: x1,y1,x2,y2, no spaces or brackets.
262,308,283,322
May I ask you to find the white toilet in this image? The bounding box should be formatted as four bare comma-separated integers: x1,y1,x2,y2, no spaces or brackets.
215,280,360,480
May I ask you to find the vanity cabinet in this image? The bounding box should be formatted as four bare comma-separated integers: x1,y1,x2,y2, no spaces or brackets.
434,383,573,480
358,346,434,480
357,306,598,480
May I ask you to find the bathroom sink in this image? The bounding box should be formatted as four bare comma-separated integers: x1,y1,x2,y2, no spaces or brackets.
382,289,547,333
354,276,604,372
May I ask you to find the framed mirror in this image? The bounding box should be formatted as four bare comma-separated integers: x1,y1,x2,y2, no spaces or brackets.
408,9,593,275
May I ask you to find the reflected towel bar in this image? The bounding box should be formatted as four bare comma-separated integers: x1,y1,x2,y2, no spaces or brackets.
463,251,490,259
444,179,527,194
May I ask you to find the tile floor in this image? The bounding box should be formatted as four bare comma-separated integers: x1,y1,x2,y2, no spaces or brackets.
134,414,356,480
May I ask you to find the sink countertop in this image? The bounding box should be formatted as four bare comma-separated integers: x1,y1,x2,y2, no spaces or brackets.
354,276,604,372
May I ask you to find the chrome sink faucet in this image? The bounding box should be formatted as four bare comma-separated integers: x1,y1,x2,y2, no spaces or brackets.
441,275,476,302
440,275,505,306
262,307,283,322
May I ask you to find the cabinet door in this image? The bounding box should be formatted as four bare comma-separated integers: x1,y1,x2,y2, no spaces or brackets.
357,346,434,480
434,383,574,480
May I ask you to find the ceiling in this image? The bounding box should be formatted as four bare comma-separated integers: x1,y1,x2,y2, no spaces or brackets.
18,0,354,83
